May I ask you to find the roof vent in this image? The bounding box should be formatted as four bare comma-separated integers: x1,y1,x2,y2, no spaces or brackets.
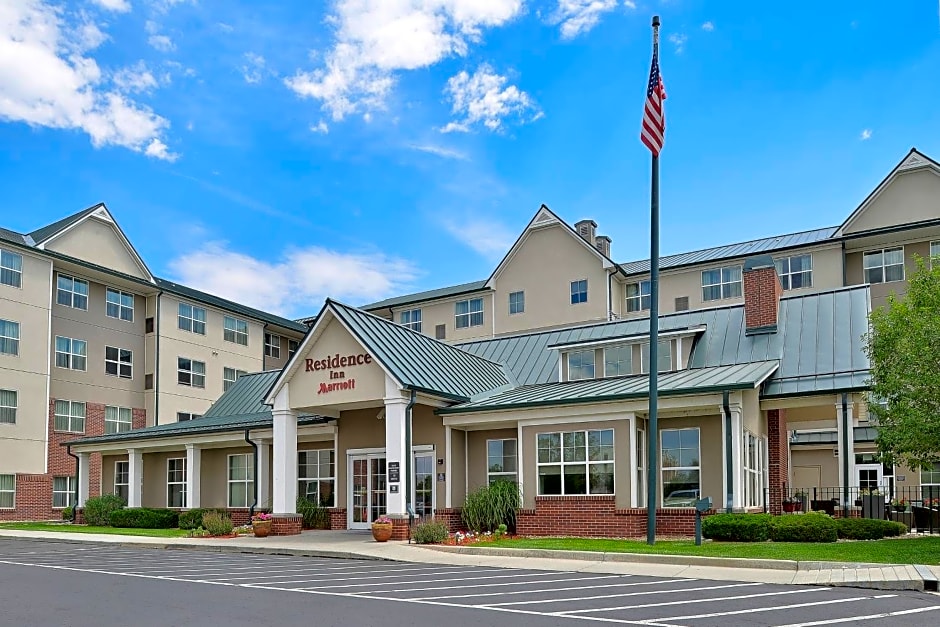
594,235,611,258
574,219,597,243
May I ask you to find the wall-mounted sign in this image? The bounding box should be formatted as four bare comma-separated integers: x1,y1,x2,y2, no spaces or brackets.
388,461,400,483
307,352,373,395
390,485,399,493
437,473,446,482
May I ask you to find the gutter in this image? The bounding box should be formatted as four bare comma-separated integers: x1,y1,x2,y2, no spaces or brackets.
723,391,732,513
244,429,258,517
65,444,79,522
154,290,162,426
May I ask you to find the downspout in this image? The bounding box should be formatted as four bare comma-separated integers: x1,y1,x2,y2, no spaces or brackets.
262,323,268,370
154,291,162,426
405,389,417,539
607,271,613,321
723,391,733,513
244,429,258,517
66,444,79,522
841,240,847,286
841,392,850,510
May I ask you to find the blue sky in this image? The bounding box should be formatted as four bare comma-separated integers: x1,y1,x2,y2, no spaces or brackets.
2,1,939,318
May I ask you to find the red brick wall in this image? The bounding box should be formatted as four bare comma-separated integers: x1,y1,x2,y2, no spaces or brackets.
433,508,464,533
0,475,56,521
328,508,347,530
272,514,302,535
767,408,788,516
390,516,410,541
743,265,783,330
515,496,708,538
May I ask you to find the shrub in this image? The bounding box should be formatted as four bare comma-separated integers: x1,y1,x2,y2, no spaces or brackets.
82,494,125,526
836,517,908,540
61,506,73,521
461,479,520,533
411,520,449,544
769,512,837,542
702,513,772,542
202,511,234,536
297,497,329,529
179,508,228,530
109,508,179,529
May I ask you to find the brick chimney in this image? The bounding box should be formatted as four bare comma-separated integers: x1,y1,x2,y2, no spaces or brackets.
574,219,597,243
594,235,611,258
743,255,783,334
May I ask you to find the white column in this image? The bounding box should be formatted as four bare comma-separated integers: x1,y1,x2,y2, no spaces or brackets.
384,381,409,516
836,400,856,492
627,412,638,508
272,408,298,514
516,422,524,506
185,443,201,509
730,406,745,510
257,440,271,509
77,452,90,508
127,449,143,508
445,425,452,509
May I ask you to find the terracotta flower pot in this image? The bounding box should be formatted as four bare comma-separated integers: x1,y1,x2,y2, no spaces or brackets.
371,522,394,542
253,520,273,538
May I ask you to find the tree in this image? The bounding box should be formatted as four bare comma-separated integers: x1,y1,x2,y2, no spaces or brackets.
864,255,940,470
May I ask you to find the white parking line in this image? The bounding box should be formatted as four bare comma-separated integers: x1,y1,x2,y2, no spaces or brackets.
640,594,898,623
258,568,529,587
415,578,689,601
350,574,625,595
554,586,826,613
215,565,493,581
777,604,940,627
135,561,403,575
493,582,765,607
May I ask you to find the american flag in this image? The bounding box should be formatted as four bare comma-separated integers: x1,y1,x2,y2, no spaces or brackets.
641,41,666,156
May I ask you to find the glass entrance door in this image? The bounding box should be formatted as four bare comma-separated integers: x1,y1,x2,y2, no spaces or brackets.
413,453,434,518
349,455,387,529
857,463,884,495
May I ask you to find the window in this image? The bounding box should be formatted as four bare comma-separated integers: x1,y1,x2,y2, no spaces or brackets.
106,288,134,322
167,458,186,508
604,345,633,377
487,439,518,484
288,339,300,358
567,349,595,381
54,400,85,433
56,274,88,309
537,429,614,495
55,336,87,371
0,389,15,425
0,474,13,508
775,254,813,290
223,316,248,345
53,476,75,508
0,248,22,288
570,279,588,304
400,309,422,332
177,357,205,388
641,340,672,373
863,247,904,284
105,346,132,379
931,241,940,268
662,428,700,507
228,454,255,508
636,426,647,507
177,412,201,422
178,302,206,335
0,319,19,356
298,449,335,508
114,461,129,503
626,281,650,312
435,324,446,340
702,266,742,301
743,431,765,508
223,367,246,392
105,406,132,434
509,291,525,315
455,298,484,329
264,333,281,358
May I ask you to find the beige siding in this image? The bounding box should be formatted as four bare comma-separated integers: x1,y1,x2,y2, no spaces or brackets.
142,451,183,508
201,446,254,508
792,447,840,490
843,169,940,235
336,408,386,509
412,405,446,510
43,217,149,280
467,428,517,497
101,454,128,497
450,428,467,506
392,291,495,343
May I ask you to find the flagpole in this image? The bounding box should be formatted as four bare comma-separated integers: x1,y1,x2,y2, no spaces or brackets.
646,14,661,546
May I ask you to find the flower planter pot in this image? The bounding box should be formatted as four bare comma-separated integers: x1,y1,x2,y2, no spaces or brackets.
783,502,796,513
371,522,394,542
252,520,273,538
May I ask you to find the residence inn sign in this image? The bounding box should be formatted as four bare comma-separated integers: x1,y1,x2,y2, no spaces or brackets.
306,352,374,395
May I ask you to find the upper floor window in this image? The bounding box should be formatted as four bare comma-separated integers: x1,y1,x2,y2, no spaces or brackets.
288,339,300,358
775,254,813,290
570,279,588,304
178,302,207,335
106,288,134,322
455,298,484,329
177,412,201,422
55,336,87,371
509,291,525,315
604,345,633,377
930,241,940,268
105,406,132,434
567,349,595,381
863,247,904,284
265,332,281,358
400,309,422,332
54,400,86,433
626,280,650,312
224,316,248,345
56,274,88,310
0,319,19,356
223,367,246,392
177,357,206,388
702,266,742,301
0,249,22,288
0,389,16,425
641,340,672,374
105,346,132,379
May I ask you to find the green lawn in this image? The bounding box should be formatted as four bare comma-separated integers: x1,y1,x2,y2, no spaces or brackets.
484,536,940,565
0,522,190,538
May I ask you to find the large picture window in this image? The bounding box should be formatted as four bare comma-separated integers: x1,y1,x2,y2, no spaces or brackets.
55,336,87,371
298,449,335,508
537,429,614,496
567,350,595,381
455,298,484,329
53,476,75,508
54,400,86,433
223,316,249,345
56,274,88,310
775,254,813,290
178,302,206,335
106,288,134,322
114,461,129,503
604,345,632,377
487,439,517,484
228,454,255,508
105,406,132,434
167,458,187,508
863,247,904,284
744,431,765,508
701,266,742,301
626,280,650,312
662,428,700,507
0,249,22,288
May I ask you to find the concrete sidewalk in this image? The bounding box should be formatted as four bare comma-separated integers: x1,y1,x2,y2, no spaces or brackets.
0,528,936,592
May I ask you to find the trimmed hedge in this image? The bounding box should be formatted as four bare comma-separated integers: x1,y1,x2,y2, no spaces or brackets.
109,508,179,529
83,494,125,526
836,517,908,540
702,513,772,542
179,508,228,530
770,512,838,543
411,520,449,544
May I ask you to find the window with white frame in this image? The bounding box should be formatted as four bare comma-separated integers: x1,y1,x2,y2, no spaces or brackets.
264,332,281,358
626,280,651,312
223,316,248,345
567,349,595,381
177,412,201,422
167,458,187,508
178,302,206,335
177,357,205,388
455,298,484,329
56,274,88,309
0,248,22,288
863,247,904,284
0,474,14,508
702,266,742,301
570,279,588,304
106,288,134,322
662,428,700,507
921,463,940,501
636,425,647,507
0,389,16,425
744,431,765,508
930,241,940,268
0,319,18,356
537,429,614,495
400,309,422,332
640,340,672,373
298,449,335,507
105,406,132,434
604,345,633,377
775,254,813,290
223,367,247,392
288,339,299,358
55,336,87,371
487,439,518,484
228,453,255,508
54,400,86,433
105,346,132,379
53,476,75,508
114,461,129,503
509,291,525,315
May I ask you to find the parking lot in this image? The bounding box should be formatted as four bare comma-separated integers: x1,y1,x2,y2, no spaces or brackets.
0,539,938,626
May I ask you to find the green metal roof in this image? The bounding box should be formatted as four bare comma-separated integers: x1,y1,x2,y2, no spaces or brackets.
439,361,779,414
790,427,878,445
28,204,101,244
360,280,489,312
203,371,280,418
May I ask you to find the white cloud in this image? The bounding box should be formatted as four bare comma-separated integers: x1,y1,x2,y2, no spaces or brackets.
285,0,523,121
551,1,619,39
91,0,131,12
168,242,420,317
144,137,176,160
78,20,109,49
0,0,174,159
702,21,714,32
440,64,540,133
623,1,636,8
441,217,515,260
311,120,329,133
860,128,872,140
113,62,159,93
408,143,467,160
148,34,174,52
241,52,266,84
217,22,234,33
668,32,688,53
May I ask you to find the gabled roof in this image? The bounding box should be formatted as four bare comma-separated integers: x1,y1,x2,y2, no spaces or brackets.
361,280,489,312
0,226,28,246
28,204,101,244
203,370,283,419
